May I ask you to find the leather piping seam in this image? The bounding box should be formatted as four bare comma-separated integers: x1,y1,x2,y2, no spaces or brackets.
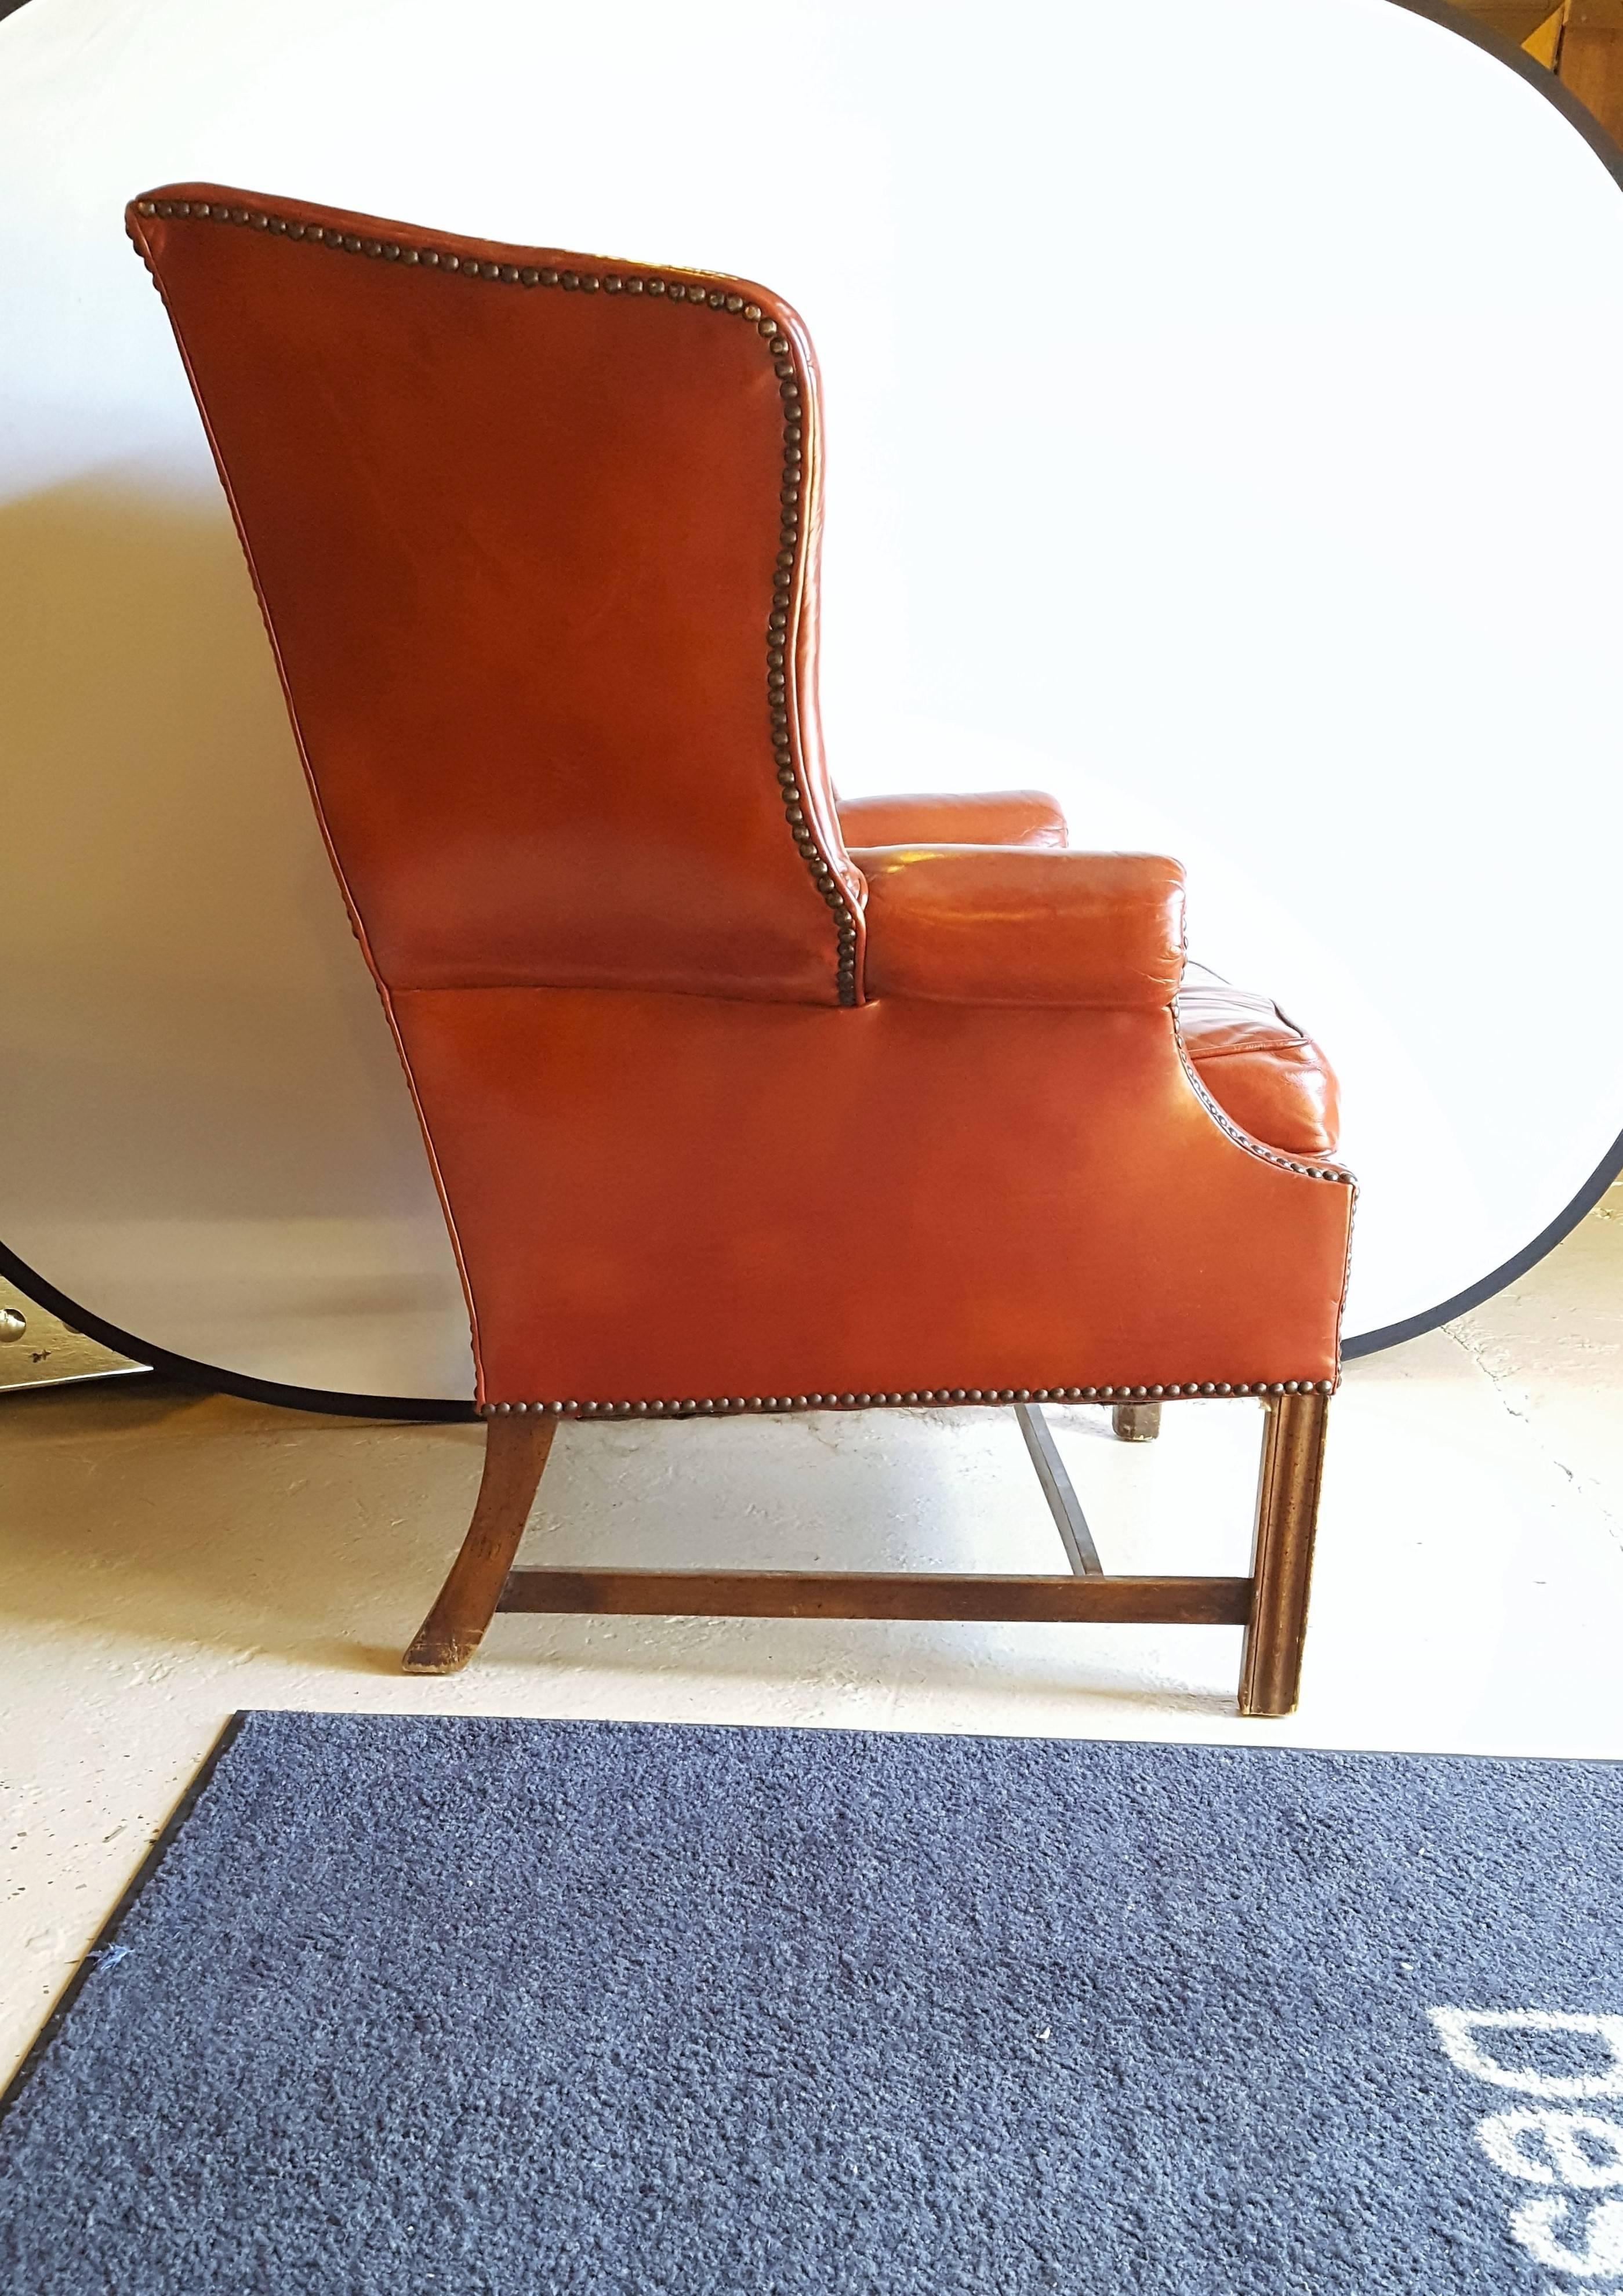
1170,1009,1353,1188
1188,1034,1313,1060
475,1380,1339,1418
128,192,861,1007
1170,1005,1356,1381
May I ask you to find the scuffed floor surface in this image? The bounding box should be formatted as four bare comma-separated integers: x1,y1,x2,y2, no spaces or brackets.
3,1194,1622,2083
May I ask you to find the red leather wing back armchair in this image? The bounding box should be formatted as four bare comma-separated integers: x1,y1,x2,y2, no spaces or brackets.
127,184,1355,1714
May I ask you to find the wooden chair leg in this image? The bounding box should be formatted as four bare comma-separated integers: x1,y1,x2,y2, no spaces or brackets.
402,1415,557,1674
1111,1401,1161,1442
1237,1390,1329,1717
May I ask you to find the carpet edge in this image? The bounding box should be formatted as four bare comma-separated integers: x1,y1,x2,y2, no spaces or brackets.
0,1709,250,2124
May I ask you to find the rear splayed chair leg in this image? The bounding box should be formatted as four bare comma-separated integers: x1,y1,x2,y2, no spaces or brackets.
403,1414,556,1675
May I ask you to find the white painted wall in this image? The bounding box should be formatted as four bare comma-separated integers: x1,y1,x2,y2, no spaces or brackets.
3,0,1621,1395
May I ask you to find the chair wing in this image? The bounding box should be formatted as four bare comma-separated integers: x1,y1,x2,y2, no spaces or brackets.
126,184,862,1006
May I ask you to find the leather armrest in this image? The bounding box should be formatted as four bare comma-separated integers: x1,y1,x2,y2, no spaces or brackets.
836,790,1067,850
857,846,1185,1008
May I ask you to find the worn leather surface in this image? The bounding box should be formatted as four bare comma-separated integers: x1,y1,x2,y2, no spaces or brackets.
858,848,1186,1008
130,182,1353,1406
837,791,1067,850
1180,980,1342,1159
126,183,863,1005
394,986,1352,1403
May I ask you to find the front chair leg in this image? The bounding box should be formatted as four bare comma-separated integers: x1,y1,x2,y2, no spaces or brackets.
403,1415,557,1674
1111,1401,1161,1442
1237,1390,1330,1718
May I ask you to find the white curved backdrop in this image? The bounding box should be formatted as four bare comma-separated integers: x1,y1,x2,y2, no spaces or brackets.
3,0,1622,1399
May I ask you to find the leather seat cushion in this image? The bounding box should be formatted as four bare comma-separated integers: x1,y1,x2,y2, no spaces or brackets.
1178,977,1341,1158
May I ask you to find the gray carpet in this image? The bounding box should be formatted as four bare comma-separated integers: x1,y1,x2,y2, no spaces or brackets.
2,1714,1620,2291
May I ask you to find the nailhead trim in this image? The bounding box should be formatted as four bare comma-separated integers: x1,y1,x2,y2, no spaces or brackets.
1171,1002,1353,1190
477,1378,1337,1418
130,195,862,1006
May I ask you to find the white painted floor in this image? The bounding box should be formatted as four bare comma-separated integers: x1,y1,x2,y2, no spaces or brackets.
4,1194,1622,2083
